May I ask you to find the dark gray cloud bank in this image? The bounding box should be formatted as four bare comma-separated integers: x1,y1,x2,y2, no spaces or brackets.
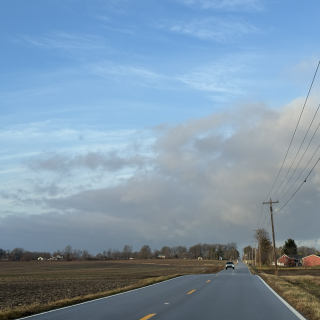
2,101,320,252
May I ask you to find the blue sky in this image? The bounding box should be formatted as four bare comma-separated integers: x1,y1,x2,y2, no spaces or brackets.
1,0,320,253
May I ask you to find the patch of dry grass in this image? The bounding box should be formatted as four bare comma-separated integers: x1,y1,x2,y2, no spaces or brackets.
251,267,320,320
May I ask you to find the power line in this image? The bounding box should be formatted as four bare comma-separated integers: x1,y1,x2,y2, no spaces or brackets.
279,144,320,200
264,201,278,231
278,121,320,199
273,157,320,216
272,103,320,199
260,205,270,229
263,61,320,201
256,204,265,228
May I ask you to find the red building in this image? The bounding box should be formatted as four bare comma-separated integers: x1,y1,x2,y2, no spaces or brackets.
302,254,320,267
277,254,303,267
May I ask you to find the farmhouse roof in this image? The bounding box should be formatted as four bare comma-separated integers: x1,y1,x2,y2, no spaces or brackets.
286,255,304,259
302,254,320,259
278,254,304,260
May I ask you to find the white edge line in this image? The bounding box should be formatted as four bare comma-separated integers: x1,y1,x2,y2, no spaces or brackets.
17,275,181,320
246,266,307,320
257,276,307,320
246,264,306,319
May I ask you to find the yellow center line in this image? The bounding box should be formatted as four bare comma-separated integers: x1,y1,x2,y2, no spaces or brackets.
187,289,196,294
206,280,211,282
140,314,156,320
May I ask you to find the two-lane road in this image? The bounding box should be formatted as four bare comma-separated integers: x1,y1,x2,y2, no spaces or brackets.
23,261,305,320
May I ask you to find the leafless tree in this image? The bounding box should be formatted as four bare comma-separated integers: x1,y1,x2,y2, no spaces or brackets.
82,249,91,260
9,248,25,261
254,229,272,265
298,246,317,256
122,245,133,259
160,246,171,258
189,244,202,259
72,249,83,259
139,245,151,259
63,245,73,260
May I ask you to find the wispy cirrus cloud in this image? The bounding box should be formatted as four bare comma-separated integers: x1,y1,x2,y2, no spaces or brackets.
178,0,263,11
20,32,114,56
169,17,262,42
89,62,179,89
176,55,254,95
90,62,162,80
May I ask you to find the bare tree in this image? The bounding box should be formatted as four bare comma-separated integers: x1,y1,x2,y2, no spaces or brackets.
160,246,171,258
9,248,25,261
63,245,73,261
176,246,188,259
111,249,120,260
122,245,132,259
139,245,151,259
106,249,112,259
255,229,272,265
189,244,202,259
82,249,91,260
72,249,83,259
298,246,317,256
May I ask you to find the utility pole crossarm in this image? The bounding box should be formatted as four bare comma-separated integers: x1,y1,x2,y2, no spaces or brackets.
262,200,279,204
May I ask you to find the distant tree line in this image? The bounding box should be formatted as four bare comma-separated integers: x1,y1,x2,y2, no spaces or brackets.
0,242,239,262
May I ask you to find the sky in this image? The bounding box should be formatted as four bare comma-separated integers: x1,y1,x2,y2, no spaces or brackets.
1,0,320,254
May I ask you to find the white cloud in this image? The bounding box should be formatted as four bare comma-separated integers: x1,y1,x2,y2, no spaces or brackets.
20,32,115,57
28,150,148,173
89,62,179,89
169,17,262,42
90,62,163,80
283,56,320,86
2,98,320,251
176,55,254,94
179,0,263,11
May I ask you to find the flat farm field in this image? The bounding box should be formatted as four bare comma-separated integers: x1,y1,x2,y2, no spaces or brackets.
0,259,224,319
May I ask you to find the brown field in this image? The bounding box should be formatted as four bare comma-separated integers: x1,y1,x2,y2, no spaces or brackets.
251,266,320,320
0,259,224,319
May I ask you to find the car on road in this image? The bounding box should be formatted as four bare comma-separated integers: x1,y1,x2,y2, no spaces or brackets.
225,261,235,270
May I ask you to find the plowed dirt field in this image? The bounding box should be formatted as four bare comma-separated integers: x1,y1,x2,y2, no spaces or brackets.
0,260,224,310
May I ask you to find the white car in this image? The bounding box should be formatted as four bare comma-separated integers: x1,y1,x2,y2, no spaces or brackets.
225,261,235,270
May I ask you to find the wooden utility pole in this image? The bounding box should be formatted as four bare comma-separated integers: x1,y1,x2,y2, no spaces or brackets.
251,245,254,266
254,230,262,271
263,199,279,275
253,241,257,267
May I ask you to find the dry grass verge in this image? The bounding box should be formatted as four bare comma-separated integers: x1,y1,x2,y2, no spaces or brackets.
0,275,178,320
250,267,320,320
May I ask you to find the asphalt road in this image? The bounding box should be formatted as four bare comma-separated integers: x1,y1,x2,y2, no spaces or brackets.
23,261,305,320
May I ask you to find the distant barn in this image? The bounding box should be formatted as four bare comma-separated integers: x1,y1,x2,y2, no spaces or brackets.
302,254,320,267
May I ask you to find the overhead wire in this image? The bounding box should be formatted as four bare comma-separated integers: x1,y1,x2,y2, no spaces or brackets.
279,144,320,200
256,204,265,229
260,205,270,230
277,117,320,199
273,156,320,216
272,102,320,199
263,61,320,202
